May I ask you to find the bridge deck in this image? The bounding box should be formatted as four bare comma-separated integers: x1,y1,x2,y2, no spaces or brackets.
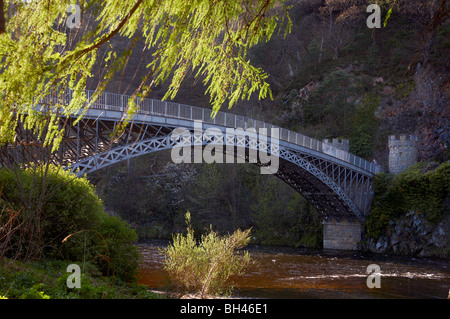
45,89,381,175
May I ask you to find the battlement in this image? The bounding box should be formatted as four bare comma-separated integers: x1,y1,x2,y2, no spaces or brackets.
322,138,350,151
322,138,350,161
388,134,418,147
388,134,418,174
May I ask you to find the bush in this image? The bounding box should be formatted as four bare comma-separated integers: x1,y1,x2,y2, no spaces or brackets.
365,162,450,238
0,165,139,282
95,214,140,282
161,212,251,297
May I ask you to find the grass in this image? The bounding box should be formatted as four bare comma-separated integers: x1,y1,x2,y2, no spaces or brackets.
0,257,164,299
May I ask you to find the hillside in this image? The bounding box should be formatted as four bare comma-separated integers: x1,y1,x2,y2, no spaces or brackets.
247,0,449,167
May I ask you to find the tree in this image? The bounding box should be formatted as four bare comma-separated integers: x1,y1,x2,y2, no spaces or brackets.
0,0,291,153
394,0,450,65
318,0,367,59
349,93,380,158
0,0,4,34
303,70,357,138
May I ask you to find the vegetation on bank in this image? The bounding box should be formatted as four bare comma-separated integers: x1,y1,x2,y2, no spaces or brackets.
0,166,252,299
365,162,450,239
0,259,161,299
0,165,159,299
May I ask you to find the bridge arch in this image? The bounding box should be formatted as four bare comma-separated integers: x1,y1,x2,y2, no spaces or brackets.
68,129,370,222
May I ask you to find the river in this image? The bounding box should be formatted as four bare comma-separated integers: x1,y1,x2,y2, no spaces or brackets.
136,240,450,299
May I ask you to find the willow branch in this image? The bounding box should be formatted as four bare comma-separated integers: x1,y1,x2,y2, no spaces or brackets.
58,0,144,70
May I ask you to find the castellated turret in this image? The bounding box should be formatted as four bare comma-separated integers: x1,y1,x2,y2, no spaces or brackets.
322,138,350,161
388,134,418,174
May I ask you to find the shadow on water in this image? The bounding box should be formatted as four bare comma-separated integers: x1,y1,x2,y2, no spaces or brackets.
136,239,450,299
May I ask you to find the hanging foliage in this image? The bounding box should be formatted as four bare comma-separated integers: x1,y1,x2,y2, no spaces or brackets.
0,0,291,151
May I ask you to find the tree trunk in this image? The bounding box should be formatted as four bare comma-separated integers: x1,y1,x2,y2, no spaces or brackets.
0,0,5,34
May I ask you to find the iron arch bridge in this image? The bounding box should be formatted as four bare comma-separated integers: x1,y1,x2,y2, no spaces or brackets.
3,90,381,223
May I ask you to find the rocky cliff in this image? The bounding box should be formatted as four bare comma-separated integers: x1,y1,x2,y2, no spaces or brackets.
362,212,450,258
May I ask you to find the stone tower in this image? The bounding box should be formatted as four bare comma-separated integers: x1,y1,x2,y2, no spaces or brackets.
388,134,418,174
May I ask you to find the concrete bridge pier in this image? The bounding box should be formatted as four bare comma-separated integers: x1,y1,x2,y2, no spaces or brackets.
323,218,362,250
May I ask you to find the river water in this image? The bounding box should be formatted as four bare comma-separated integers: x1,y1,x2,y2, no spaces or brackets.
137,240,450,299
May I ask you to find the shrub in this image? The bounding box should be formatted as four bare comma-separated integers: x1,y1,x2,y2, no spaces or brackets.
161,212,251,297
365,162,450,238
0,165,139,282
95,214,140,282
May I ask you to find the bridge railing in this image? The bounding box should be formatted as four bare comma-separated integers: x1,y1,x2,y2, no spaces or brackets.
43,89,381,174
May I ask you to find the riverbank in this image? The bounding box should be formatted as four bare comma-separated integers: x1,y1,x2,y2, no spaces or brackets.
0,257,164,299
361,213,450,258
